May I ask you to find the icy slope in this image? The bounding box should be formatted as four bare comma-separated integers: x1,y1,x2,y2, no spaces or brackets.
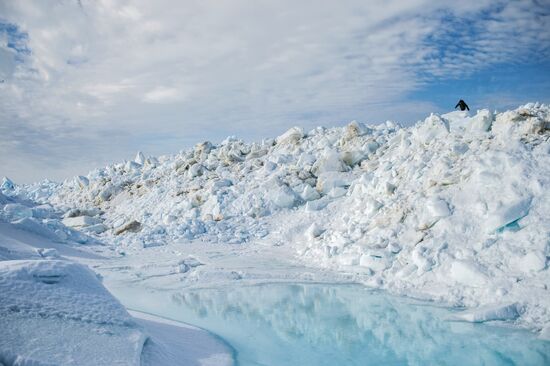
8,103,550,334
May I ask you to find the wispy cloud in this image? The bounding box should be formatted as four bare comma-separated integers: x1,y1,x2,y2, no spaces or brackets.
416,1,550,80
0,0,548,182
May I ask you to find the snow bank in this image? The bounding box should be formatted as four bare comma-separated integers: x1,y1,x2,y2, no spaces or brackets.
0,259,146,365
0,259,133,325
12,103,550,334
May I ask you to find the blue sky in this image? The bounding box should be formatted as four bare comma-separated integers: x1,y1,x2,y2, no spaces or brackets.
411,61,550,115
0,0,549,183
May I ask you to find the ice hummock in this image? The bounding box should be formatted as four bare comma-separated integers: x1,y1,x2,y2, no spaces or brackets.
5,103,550,338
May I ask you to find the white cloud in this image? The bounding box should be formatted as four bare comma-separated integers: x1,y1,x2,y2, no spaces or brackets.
143,86,184,103
0,0,548,182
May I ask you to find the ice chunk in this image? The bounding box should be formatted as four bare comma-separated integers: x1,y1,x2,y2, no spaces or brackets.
413,114,450,144
398,229,424,246
344,120,370,138
305,197,329,211
134,151,146,165
300,184,320,201
74,175,90,188
411,246,433,273
212,179,233,190
1,176,15,191
306,223,325,240
0,191,10,205
427,198,451,217
452,142,469,155
453,303,521,323
449,260,488,286
296,152,316,167
177,256,204,273
266,184,297,209
11,217,63,242
385,182,396,195
62,215,102,228
469,109,494,132
83,223,108,234
98,184,119,202
36,248,60,258
341,150,366,167
188,163,204,178
316,172,353,194
328,186,347,198
359,251,391,272
513,251,547,273
365,140,380,154
312,149,348,175
492,107,549,137
364,198,383,217
3,203,33,221
486,198,531,233
30,204,54,219
444,110,470,132
418,197,451,229
114,220,142,235
276,126,303,145
64,207,102,218
194,141,213,158
124,160,142,172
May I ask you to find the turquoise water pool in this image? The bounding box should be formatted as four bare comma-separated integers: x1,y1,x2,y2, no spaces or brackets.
113,283,549,366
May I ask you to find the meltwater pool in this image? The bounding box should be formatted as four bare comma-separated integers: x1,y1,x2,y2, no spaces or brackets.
112,283,549,366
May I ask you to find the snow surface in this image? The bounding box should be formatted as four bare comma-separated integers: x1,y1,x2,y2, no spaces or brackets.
0,259,145,366
0,212,233,365
1,103,550,362
130,310,234,366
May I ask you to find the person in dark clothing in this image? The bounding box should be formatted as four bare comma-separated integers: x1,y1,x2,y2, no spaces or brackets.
455,99,469,111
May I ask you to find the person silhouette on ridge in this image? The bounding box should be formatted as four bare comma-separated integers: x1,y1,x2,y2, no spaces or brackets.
455,99,469,111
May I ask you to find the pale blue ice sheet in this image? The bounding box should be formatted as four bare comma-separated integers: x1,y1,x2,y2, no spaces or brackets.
113,283,550,366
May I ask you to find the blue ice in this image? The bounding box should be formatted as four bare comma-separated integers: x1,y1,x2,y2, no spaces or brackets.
116,283,550,366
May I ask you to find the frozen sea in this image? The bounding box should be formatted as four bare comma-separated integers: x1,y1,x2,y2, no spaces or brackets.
111,283,550,366
3,104,550,364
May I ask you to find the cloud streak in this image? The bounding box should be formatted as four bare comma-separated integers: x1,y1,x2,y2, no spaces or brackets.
0,0,548,182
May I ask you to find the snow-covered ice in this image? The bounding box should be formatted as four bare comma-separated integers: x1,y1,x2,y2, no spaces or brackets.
0,259,146,366
0,209,233,365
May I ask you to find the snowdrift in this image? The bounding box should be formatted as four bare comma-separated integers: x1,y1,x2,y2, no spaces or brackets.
0,259,146,365
3,103,550,334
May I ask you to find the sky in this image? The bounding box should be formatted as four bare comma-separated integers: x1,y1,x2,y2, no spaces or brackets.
0,0,549,183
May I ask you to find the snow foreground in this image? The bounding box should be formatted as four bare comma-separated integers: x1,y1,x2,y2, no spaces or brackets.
0,259,144,365
0,226,233,366
2,103,550,341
